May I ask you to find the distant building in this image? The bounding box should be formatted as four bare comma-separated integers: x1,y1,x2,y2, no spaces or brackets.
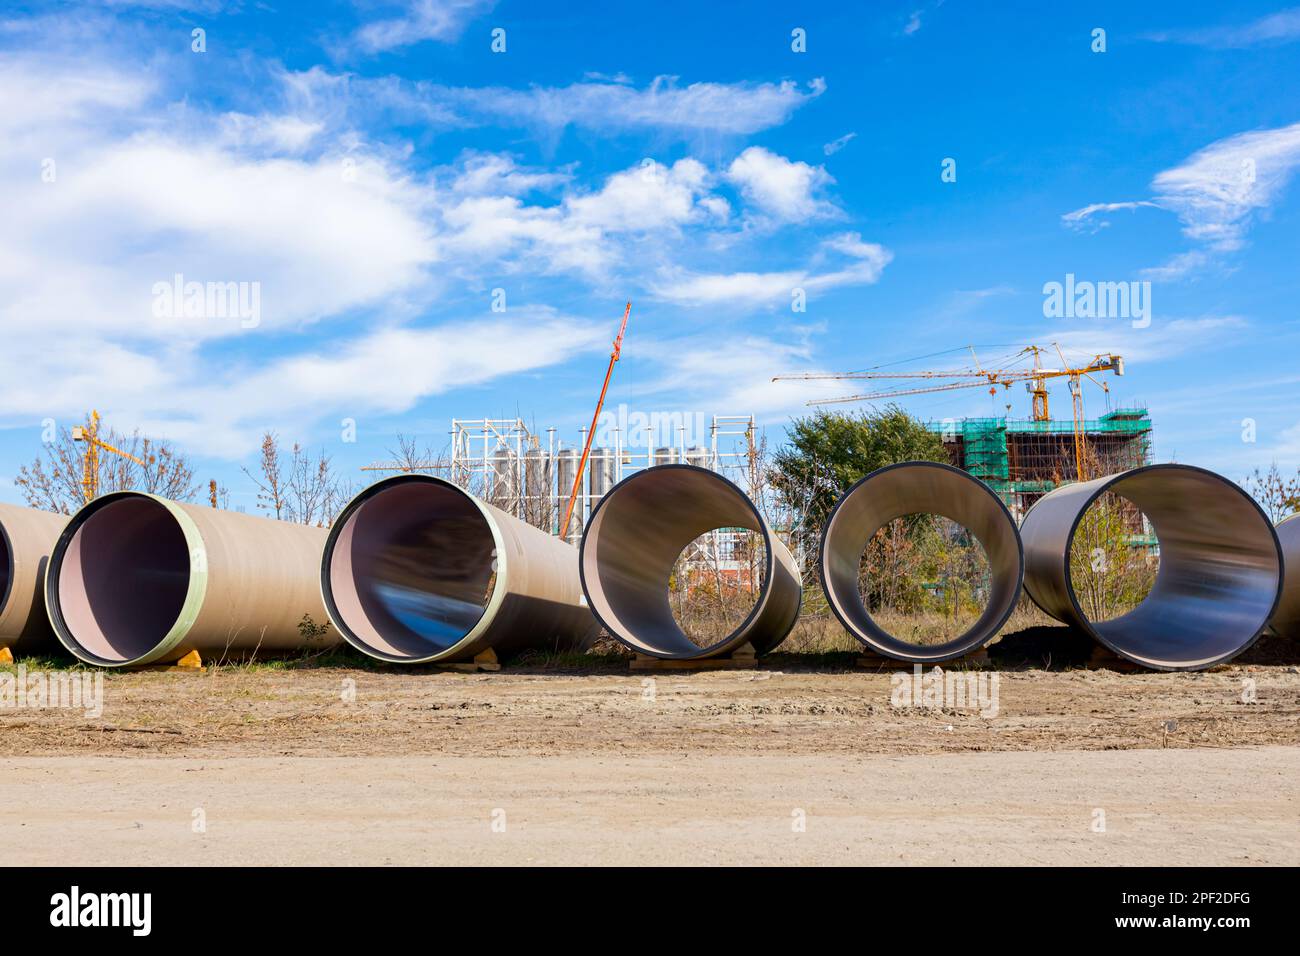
929,407,1153,522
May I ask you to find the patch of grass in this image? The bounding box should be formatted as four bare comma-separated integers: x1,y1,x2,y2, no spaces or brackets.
0,653,91,674
510,646,631,672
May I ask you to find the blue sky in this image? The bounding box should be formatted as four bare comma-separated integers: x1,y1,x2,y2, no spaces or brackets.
1,0,1299,510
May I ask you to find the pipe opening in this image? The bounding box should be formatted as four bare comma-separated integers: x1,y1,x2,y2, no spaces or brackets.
325,479,498,661
852,514,992,646
0,528,11,614
583,466,788,658
53,496,191,664
1066,492,1158,622
822,463,1022,661
668,529,766,647
1064,469,1279,668
1273,514,1300,639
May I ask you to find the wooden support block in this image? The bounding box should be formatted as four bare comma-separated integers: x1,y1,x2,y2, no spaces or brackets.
145,649,207,673
433,647,501,673
857,647,991,669
0,646,13,665
1085,645,1142,672
629,644,759,671
855,653,897,670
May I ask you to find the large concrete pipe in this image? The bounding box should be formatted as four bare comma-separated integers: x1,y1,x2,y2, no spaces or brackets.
579,464,802,659
1020,464,1282,671
46,492,333,667
321,475,597,664
0,503,67,656
1270,513,1300,639
820,461,1023,662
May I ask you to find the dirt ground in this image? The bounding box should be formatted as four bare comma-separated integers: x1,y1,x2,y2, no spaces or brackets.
2,629,1298,864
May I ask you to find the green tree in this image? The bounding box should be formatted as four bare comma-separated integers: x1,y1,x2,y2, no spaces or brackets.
770,405,947,535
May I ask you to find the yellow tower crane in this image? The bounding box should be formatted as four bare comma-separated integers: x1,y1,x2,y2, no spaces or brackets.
773,345,1125,481
71,410,151,504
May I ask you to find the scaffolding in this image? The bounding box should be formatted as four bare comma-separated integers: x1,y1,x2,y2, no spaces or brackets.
364,415,758,544
931,407,1153,520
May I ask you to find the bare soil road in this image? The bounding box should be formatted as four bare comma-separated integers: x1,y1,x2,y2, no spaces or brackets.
2,648,1297,865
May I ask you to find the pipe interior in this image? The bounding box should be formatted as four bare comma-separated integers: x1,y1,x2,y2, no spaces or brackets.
56,497,191,663
1070,470,1280,668
668,530,766,646
584,468,766,656
0,528,11,614
823,465,1021,658
327,481,497,660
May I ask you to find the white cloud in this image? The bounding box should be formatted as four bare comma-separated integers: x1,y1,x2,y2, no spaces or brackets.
437,158,723,277
1138,250,1211,282
1061,200,1157,233
448,152,572,196
0,47,852,461
3,310,607,458
633,332,821,419
653,232,891,306
353,0,497,54
726,146,838,222
302,69,827,139
823,132,856,156
217,112,325,154
1151,122,1300,251
1061,122,1300,278
1147,8,1300,48
4,136,438,341
1050,315,1248,364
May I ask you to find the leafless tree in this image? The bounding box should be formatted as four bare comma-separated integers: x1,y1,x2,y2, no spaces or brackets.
14,412,198,513
243,432,289,519
1243,462,1300,523
243,431,351,526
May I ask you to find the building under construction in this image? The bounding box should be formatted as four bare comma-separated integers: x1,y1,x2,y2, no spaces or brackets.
930,407,1154,520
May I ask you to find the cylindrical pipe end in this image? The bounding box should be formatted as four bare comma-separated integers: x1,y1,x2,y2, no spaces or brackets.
323,474,596,664
820,461,1023,662
580,464,801,659
46,493,203,667
1021,464,1282,670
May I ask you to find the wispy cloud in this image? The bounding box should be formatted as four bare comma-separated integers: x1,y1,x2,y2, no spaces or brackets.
823,132,856,156
1146,8,1300,48
1050,315,1249,364
352,0,497,54
1061,122,1300,279
652,232,891,306
288,68,827,141
1061,200,1158,233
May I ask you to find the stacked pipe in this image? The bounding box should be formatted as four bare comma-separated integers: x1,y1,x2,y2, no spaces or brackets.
1019,464,1282,670
321,474,597,663
1273,514,1300,640
7,460,1296,673
0,502,67,656
820,461,1023,662
45,492,335,667
579,464,801,659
